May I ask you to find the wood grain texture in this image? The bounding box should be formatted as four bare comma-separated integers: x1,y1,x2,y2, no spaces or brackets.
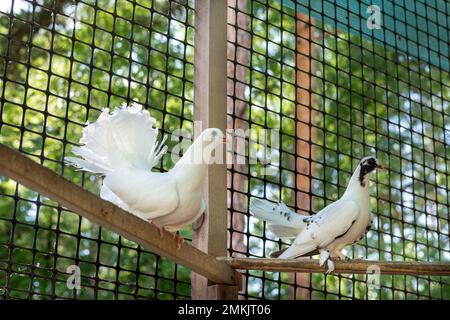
192,0,234,299
217,257,450,276
0,144,240,286
207,284,239,300
294,12,317,300
226,0,249,261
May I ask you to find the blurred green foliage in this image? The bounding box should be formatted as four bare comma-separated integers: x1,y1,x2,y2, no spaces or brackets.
0,0,194,299
0,0,448,300
234,0,449,299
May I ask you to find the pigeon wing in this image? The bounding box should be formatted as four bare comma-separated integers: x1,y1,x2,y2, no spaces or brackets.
103,169,179,220
278,200,359,259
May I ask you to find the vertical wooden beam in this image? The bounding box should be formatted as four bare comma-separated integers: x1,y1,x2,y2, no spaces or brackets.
226,0,249,258
225,0,251,298
292,12,316,300
192,0,237,299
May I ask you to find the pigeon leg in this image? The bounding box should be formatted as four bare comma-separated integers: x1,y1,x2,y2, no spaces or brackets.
148,220,165,238
326,259,335,274
319,249,330,267
172,233,185,249
319,249,335,273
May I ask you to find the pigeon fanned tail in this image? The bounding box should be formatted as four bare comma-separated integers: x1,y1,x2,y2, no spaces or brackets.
66,104,167,174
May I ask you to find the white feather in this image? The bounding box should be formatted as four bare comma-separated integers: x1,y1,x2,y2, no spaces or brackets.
66,105,223,234
278,200,359,258
103,168,179,220
66,104,165,174
251,156,381,273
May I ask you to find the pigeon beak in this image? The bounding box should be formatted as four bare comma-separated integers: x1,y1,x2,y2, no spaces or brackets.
222,136,228,144
376,164,384,170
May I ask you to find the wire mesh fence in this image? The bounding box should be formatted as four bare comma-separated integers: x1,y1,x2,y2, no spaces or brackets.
226,0,449,299
0,0,448,301
0,0,195,299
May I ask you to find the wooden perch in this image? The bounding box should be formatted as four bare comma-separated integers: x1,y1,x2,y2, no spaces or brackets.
0,144,240,286
217,257,450,276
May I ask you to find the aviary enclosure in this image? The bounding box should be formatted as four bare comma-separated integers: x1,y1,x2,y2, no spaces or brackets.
0,0,449,300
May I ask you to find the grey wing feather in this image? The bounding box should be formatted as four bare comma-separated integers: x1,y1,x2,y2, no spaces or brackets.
250,198,308,238
278,200,360,259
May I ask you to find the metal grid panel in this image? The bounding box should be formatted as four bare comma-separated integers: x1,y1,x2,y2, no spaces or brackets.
227,0,450,299
0,0,195,299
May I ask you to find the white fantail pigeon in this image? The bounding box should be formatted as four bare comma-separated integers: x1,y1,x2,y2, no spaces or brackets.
66,104,224,246
250,156,384,273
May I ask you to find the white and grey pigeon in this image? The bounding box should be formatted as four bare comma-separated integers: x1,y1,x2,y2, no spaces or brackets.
66,104,224,246
250,156,383,273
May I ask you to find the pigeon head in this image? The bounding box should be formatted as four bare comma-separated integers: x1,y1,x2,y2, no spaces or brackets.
187,128,225,164
358,156,383,187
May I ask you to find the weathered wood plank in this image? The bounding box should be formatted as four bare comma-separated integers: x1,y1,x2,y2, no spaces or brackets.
294,12,316,300
0,144,240,286
192,0,233,299
218,257,450,276
207,284,239,300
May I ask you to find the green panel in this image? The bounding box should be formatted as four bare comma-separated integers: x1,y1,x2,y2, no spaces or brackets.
278,0,449,71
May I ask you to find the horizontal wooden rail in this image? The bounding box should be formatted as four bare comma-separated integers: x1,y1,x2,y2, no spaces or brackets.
0,144,240,286
218,257,450,276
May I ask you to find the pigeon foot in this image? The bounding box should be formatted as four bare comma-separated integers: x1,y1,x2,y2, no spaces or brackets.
331,250,349,261
326,259,335,274
338,255,351,261
319,250,335,273
319,250,330,267
173,233,185,249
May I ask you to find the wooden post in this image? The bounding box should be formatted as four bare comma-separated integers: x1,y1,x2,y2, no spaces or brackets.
292,13,316,300
192,0,238,299
226,0,249,258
